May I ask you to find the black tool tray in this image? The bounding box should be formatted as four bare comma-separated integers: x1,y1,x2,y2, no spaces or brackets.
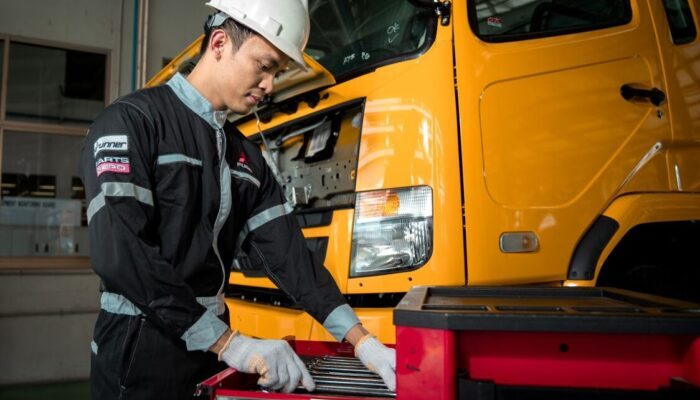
393,286,700,334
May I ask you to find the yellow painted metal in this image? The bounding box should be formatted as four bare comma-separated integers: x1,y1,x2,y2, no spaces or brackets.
310,308,395,344
228,17,464,341
479,56,664,208
563,192,700,287
152,0,700,343
146,35,203,88
227,297,396,343
452,0,699,286
598,193,700,279
225,298,313,340
646,0,700,193
230,209,355,292
233,18,465,296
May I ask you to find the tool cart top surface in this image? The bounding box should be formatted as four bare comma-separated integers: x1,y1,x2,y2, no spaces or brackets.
394,286,700,333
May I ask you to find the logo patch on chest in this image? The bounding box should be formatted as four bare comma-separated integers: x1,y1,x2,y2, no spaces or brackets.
236,152,253,173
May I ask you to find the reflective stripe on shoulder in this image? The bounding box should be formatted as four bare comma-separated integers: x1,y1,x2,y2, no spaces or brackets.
157,154,202,167
231,170,261,188
87,182,154,224
237,202,295,248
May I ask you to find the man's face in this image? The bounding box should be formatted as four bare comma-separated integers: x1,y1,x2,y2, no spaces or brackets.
216,34,289,114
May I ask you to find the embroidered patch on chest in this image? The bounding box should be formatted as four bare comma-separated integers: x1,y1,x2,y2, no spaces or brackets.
236,152,254,173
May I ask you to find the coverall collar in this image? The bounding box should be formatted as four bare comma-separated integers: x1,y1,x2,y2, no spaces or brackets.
166,73,228,130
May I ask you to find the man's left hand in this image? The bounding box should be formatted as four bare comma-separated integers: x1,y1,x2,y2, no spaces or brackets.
355,334,396,391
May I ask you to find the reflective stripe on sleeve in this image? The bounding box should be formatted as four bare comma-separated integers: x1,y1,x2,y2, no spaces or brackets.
157,154,203,167
100,294,228,352
236,202,295,249
181,309,229,352
100,292,226,316
323,304,361,342
87,182,154,224
231,170,261,188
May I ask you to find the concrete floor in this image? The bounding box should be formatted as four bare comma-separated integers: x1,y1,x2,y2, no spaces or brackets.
0,381,89,400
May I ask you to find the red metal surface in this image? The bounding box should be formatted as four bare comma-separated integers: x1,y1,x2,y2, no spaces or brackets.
198,324,700,399
197,367,238,390
394,327,700,398
196,340,391,400
206,386,383,400
456,331,699,391
293,340,356,358
684,337,700,386
395,326,456,400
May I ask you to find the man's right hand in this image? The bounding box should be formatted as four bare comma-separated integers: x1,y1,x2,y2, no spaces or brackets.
218,331,315,393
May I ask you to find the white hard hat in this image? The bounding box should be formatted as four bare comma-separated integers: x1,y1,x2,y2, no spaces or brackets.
205,0,310,71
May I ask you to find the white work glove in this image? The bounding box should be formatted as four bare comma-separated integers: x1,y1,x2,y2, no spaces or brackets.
355,334,396,391
219,332,315,393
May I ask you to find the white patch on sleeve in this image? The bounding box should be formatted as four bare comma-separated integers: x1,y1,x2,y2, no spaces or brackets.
94,135,129,157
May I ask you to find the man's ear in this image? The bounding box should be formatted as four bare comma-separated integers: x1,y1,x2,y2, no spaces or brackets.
209,29,227,58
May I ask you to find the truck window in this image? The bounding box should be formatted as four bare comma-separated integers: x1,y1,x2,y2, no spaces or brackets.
469,0,632,42
307,0,435,79
662,0,697,45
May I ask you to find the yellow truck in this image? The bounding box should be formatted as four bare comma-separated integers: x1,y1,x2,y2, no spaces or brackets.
149,0,700,343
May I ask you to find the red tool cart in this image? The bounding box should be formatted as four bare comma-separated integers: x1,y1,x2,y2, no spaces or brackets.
195,287,700,399
194,340,394,399
394,286,700,400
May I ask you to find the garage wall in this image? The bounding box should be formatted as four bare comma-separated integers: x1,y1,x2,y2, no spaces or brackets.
0,272,100,384
0,0,122,101
0,0,208,100
146,0,210,80
0,0,207,385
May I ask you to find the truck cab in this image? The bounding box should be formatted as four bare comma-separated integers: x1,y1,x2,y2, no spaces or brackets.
148,0,700,343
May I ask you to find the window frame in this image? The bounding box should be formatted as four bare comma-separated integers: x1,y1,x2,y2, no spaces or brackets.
306,0,439,83
661,0,698,45
0,33,110,270
467,0,634,43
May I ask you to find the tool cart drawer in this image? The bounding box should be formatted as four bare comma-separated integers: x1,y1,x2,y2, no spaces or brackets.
194,340,394,399
393,286,700,400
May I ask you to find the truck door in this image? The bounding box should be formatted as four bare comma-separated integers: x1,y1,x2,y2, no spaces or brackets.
452,1,673,284
648,0,700,189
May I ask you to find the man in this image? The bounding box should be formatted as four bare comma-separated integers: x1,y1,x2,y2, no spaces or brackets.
81,0,395,399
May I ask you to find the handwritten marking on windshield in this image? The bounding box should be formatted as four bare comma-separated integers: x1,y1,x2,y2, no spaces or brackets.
387,22,400,43
387,22,400,34
343,53,356,65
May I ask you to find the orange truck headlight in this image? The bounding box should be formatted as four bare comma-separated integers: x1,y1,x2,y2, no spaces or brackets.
350,186,433,277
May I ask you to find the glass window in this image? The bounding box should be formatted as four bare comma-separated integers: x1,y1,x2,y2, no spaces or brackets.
469,0,632,42
6,42,106,124
306,0,434,79
662,0,697,45
0,131,88,257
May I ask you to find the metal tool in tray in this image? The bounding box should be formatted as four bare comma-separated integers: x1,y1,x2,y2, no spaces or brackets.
296,355,395,397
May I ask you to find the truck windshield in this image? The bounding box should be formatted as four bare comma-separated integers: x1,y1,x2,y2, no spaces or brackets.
307,0,434,79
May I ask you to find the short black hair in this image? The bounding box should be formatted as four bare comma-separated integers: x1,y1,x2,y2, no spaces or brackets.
200,14,256,55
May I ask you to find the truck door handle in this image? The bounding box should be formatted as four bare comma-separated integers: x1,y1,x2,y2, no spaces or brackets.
620,84,666,106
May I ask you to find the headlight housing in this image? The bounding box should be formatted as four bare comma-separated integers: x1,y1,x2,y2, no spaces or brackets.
350,186,433,277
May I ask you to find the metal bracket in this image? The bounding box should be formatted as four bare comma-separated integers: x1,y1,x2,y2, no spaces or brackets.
435,0,452,26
